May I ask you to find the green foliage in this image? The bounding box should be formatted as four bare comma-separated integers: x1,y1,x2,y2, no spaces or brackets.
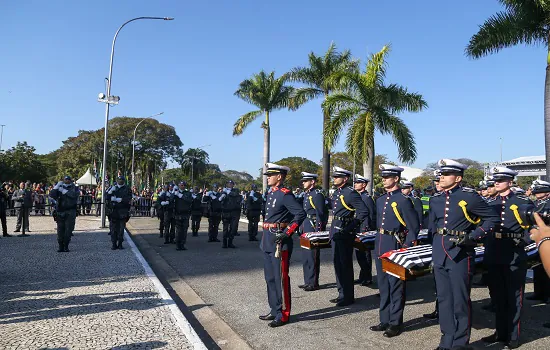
273,157,321,189
323,45,427,167
517,176,538,189
180,148,209,183
412,175,433,191
51,117,182,185
0,142,49,183
462,167,485,188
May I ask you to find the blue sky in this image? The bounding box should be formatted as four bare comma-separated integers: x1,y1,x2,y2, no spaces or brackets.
0,0,545,175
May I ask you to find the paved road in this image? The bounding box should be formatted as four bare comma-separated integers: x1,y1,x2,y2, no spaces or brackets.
128,216,550,350
0,216,201,350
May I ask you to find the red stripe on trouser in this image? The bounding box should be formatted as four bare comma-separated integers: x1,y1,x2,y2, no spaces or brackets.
518,286,523,337
281,250,291,322
467,256,471,340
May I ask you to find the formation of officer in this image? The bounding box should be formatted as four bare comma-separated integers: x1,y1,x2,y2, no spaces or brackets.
329,166,370,307
353,174,376,286
258,163,306,328
49,176,78,252
172,181,193,251
298,171,327,292
220,180,242,248
191,186,203,236
246,184,263,241
370,164,419,338
203,183,222,243
109,175,132,250
156,184,169,238
429,159,499,350
482,166,533,349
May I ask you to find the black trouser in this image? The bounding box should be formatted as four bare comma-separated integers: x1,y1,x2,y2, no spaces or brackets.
332,237,355,302
532,264,550,299
15,207,29,231
247,211,260,238
191,214,201,234
163,211,175,242
222,211,239,240
208,213,221,240
111,218,126,243
0,209,6,234
175,214,189,248
355,249,372,282
57,210,76,246
488,263,526,342
158,209,165,235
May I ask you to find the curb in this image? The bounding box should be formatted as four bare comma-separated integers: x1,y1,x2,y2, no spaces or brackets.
125,222,253,350
125,229,207,350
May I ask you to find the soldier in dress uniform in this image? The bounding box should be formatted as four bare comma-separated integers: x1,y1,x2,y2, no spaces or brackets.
353,174,376,287
297,172,327,292
49,176,79,252
109,175,132,250
160,183,176,244
157,184,168,238
526,181,550,311
220,180,242,248
401,181,423,227
246,184,263,241
424,170,442,320
369,164,419,338
190,186,203,236
172,181,193,251
486,178,497,199
329,166,370,307
429,159,499,350
204,183,223,243
258,163,305,327
482,167,533,349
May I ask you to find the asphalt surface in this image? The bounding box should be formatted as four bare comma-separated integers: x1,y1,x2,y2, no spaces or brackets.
128,217,550,350
0,216,196,350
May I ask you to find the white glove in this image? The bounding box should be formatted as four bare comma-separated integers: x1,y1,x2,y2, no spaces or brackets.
210,193,216,199
108,186,115,194
111,196,118,202
224,188,231,194
60,188,68,195
116,197,122,203
252,196,258,202
161,201,169,206
54,181,63,190
219,193,226,201
176,192,183,198
192,194,197,199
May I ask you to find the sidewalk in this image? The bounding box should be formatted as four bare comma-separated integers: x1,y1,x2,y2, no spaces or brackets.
0,216,205,350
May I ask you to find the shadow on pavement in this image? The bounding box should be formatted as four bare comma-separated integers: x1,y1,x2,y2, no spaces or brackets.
109,341,168,349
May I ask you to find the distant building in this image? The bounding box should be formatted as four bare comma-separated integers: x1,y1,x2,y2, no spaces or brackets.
501,155,546,180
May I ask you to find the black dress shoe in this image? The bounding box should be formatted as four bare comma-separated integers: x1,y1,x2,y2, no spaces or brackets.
259,314,275,321
481,332,506,343
336,299,354,307
164,241,170,244
423,310,439,319
543,322,550,328
526,294,547,302
370,323,389,332
213,238,221,242
504,340,520,349
361,280,373,286
3,233,12,237
383,325,402,338
354,279,363,285
298,284,308,289
304,285,319,292
329,298,341,304
268,319,287,328
13,229,20,233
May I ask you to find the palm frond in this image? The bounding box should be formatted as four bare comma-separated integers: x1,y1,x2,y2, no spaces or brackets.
232,110,263,136
323,92,362,116
377,84,428,113
373,108,417,163
345,117,366,161
289,87,324,110
324,106,361,150
365,45,391,88
466,8,547,58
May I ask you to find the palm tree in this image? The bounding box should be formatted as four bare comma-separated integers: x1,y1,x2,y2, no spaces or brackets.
181,148,209,185
324,45,428,193
466,0,550,174
287,42,359,191
234,71,294,191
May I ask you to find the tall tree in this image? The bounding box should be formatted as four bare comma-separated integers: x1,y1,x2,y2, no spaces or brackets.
274,156,321,189
466,0,550,175
233,70,294,192
0,142,48,183
180,148,210,185
324,45,428,193
288,42,359,191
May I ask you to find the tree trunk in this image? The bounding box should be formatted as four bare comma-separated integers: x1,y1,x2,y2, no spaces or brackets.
322,99,330,191
263,111,270,193
545,52,550,180
364,142,375,194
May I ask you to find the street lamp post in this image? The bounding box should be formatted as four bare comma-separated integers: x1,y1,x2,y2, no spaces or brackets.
97,16,173,228
0,124,5,152
132,112,164,188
